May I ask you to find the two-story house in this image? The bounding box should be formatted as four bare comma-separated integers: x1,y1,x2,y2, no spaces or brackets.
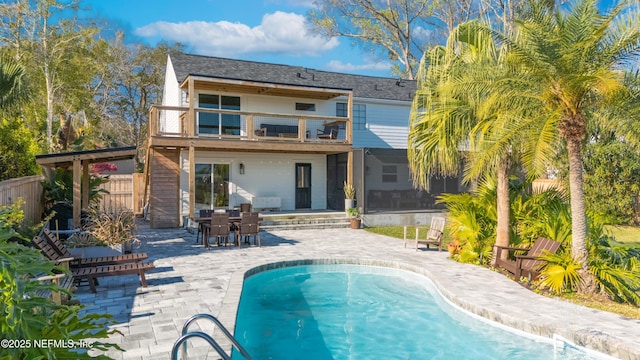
144,53,460,228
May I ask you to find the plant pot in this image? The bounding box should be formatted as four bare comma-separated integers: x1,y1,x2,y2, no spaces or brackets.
110,240,133,254
446,243,458,255
345,199,355,212
350,218,361,229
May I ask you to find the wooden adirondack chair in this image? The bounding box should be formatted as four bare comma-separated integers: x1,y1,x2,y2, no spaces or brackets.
494,237,562,281
405,217,446,251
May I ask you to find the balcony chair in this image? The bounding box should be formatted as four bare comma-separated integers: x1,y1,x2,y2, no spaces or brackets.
317,125,339,139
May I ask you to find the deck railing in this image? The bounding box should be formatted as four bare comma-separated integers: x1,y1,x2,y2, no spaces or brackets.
149,105,351,144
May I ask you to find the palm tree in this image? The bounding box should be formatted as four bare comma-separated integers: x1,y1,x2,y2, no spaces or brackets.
0,56,27,111
409,21,517,259
491,0,640,293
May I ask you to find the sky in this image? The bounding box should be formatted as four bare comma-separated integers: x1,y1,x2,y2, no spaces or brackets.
82,0,620,78
83,0,394,77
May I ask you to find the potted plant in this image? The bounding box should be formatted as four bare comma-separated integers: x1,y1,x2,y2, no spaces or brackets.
344,181,356,212
446,240,460,256
86,209,139,254
346,207,361,229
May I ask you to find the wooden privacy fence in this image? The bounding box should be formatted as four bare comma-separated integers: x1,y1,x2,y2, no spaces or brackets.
0,175,44,223
96,174,145,215
0,174,144,224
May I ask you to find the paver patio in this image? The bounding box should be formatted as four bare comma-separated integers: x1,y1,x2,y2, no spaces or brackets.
74,220,640,360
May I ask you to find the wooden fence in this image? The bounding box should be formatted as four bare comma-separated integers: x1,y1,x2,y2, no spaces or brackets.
0,175,44,223
0,174,144,224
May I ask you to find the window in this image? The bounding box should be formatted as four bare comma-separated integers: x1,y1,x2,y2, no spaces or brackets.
337,102,366,130
353,104,366,130
296,102,316,111
197,94,241,135
382,165,397,183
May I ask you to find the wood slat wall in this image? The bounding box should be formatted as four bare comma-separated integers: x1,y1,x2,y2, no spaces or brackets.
149,149,180,228
97,175,133,213
0,175,44,223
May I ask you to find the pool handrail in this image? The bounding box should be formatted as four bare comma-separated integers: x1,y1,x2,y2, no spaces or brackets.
171,331,230,360
180,313,253,360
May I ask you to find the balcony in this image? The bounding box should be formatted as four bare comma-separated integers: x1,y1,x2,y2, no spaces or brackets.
148,105,352,153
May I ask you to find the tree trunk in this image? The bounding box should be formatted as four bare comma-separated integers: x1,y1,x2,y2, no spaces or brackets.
566,138,598,293
45,65,54,150
492,157,510,265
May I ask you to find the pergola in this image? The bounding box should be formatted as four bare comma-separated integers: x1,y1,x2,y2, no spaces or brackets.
35,146,137,227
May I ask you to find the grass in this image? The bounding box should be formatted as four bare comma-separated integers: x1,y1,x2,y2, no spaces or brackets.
366,226,452,243
603,225,640,245
367,225,640,319
563,294,640,319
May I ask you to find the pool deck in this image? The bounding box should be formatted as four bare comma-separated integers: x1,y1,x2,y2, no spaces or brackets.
76,220,640,359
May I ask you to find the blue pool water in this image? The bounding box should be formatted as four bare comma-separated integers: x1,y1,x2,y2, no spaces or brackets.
234,264,605,360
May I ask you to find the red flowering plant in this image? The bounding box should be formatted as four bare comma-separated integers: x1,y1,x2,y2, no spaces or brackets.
91,162,117,174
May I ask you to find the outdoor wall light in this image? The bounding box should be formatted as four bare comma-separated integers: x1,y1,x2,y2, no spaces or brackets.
239,163,245,174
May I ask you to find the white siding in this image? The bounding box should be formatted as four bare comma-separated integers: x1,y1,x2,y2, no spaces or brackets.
179,151,327,214
352,100,411,149
161,56,181,133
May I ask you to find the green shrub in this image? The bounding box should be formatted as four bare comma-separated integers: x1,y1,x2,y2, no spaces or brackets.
0,202,122,359
583,141,640,225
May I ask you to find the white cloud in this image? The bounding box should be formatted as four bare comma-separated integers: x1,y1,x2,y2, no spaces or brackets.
413,26,432,43
134,11,338,57
326,60,392,73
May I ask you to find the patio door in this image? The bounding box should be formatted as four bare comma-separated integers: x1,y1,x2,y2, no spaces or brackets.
295,163,311,209
195,163,229,210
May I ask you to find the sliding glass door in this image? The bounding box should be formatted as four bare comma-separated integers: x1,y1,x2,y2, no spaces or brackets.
195,163,230,210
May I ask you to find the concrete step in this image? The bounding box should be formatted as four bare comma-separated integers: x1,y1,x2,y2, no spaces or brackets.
260,213,350,231
261,222,350,231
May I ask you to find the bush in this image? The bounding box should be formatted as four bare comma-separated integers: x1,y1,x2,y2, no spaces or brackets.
583,141,640,225
0,118,39,182
0,202,122,359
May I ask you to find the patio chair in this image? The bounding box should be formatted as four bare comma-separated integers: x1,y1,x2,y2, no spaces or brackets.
207,213,232,247
197,209,214,244
237,212,260,247
41,228,148,267
32,234,155,293
317,125,339,139
493,237,562,281
406,217,446,251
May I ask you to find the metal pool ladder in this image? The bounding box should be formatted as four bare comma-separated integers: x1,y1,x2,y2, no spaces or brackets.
171,313,252,360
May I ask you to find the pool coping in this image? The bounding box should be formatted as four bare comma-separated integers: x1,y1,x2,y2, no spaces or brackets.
216,258,634,360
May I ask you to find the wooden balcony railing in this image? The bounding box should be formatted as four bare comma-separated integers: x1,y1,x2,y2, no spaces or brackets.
148,105,352,144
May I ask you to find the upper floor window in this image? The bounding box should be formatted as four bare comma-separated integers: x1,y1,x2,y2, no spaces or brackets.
198,94,241,135
296,102,316,111
336,102,348,117
353,104,366,130
337,102,366,130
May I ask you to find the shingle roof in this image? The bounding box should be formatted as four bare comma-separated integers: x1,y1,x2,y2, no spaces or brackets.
170,53,417,102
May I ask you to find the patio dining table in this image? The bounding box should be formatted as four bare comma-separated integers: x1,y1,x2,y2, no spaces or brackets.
193,215,262,247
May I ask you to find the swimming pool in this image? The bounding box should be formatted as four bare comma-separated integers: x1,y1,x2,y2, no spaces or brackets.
233,264,607,360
